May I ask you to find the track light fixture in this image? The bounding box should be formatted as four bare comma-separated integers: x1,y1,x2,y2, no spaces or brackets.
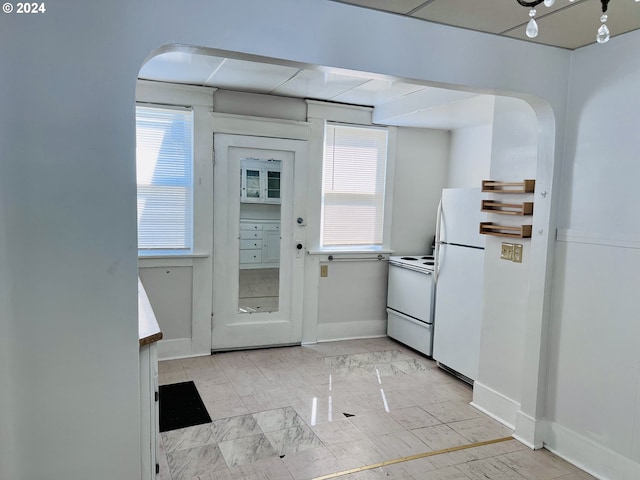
517,0,639,44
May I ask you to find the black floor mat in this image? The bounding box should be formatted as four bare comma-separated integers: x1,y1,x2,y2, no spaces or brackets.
159,381,212,432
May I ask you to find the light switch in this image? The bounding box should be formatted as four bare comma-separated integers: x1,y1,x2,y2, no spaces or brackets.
501,243,514,261
513,244,523,263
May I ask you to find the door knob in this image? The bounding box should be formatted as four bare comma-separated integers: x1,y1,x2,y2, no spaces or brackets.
296,243,303,250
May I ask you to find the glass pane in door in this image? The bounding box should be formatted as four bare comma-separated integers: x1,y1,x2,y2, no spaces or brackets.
245,169,261,198
238,159,281,314
267,171,281,200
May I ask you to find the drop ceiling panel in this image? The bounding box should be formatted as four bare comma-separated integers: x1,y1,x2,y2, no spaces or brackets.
379,95,496,130
334,0,427,15
139,52,226,85
505,0,640,49
410,0,577,34
273,69,371,99
206,59,300,93
332,0,640,50
331,80,427,106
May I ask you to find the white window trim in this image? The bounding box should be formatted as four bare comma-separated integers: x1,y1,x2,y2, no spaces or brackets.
318,121,396,253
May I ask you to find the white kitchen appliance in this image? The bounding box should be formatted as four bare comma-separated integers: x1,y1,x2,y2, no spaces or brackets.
386,255,435,357
433,187,486,383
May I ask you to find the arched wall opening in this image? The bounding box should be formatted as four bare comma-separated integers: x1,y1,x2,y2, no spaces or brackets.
135,42,558,452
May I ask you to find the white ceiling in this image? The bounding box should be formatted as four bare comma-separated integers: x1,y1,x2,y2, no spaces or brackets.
139,48,495,131
334,0,640,49
138,1,639,131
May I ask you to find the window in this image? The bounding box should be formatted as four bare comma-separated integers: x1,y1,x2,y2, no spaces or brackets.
136,105,193,252
321,123,388,248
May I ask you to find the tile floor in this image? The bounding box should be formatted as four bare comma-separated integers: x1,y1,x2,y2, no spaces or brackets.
157,337,596,480
238,268,279,313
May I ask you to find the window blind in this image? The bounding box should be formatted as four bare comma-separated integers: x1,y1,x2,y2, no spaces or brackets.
321,123,388,247
136,105,193,251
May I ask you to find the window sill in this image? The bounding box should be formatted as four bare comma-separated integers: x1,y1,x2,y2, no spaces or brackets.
138,251,210,260
308,248,392,256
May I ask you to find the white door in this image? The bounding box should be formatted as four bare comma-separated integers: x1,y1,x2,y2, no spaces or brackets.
212,134,307,350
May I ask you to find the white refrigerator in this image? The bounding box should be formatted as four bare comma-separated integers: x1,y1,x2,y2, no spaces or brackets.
433,188,485,383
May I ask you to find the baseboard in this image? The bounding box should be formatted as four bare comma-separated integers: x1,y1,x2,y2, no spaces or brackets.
471,381,519,430
513,411,545,449
316,319,387,342
545,421,640,480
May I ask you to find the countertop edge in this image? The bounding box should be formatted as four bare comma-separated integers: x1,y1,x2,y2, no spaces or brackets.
138,277,163,347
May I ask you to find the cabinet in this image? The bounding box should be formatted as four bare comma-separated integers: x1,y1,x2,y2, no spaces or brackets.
138,279,162,480
240,158,282,204
239,221,280,268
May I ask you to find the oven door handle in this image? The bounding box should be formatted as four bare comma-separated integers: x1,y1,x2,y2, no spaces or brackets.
386,308,432,328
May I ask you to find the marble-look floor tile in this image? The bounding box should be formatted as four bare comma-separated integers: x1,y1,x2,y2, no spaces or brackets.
218,433,277,468
423,400,484,424
166,443,228,480
266,424,323,455
253,406,307,433
327,437,388,470
499,448,581,480
196,469,235,480
159,359,186,375
391,358,434,374
282,445,343,480
348,410,407,437
418,466,471,480
389,405,442,429
161,423,216,453
369,429,429,460
455,457,527,480
342,466,415,480
311,418,368,445
212,413,262,442
159,370,189,386
410,424,470,451
228,456,294,480
447,416,513,443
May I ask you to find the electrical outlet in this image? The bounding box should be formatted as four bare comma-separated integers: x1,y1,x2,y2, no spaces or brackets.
320,264,328,277
501,242,514,261
513,244,523,263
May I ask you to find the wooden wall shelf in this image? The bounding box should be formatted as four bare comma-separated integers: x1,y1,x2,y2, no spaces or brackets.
482,179,535,194
481,200,533,216
480,222,532,238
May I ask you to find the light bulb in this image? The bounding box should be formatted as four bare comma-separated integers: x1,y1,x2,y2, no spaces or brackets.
544,0,556,6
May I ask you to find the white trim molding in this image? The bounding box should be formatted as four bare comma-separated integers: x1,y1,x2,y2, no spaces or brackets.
316,320,387,343
545,421,640,480
557,228,640,249
471,381,519,430
514,411,546,449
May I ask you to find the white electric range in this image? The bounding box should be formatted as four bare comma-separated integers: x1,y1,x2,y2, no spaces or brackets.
386,255,435,356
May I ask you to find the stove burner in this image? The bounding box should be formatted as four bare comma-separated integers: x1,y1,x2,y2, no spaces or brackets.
400,257,418,260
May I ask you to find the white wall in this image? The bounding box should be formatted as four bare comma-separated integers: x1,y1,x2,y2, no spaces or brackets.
390,127,450,255
545,30,640,480
473,96,539,427
0,0,572,477
0,199,15,479
447,121,494,188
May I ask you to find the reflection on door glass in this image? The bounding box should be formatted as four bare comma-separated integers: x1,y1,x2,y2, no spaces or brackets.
238,157,281,314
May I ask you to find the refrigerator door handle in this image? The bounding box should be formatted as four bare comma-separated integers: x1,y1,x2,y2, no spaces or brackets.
434,197,443,284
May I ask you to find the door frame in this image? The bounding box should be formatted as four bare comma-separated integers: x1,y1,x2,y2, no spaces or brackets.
212,134,308,350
